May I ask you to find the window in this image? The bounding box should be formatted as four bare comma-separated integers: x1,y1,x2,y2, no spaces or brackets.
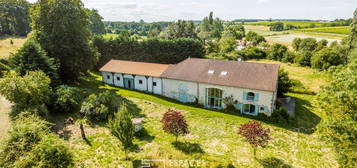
243,104,256,114
107,75,111,79
206,88,223,108
153,82,157,86
247,92,255,101
139,80,143,84
117,77,120,81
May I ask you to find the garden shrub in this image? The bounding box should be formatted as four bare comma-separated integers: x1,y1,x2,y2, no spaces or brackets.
270,107,290,124
53,85,82,113
24,134,74,168
0,113,50,167
80,91,122,122
223,95,238,111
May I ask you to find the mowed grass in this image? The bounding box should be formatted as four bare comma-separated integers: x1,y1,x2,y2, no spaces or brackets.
52,60,339,168
296,26,350,35
0,36,26,59
245,21,342,28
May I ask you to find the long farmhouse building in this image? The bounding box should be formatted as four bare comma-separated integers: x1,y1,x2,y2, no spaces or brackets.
100,58,279,116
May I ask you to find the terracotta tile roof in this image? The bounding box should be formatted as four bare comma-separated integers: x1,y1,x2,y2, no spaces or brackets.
99,60,170,77
161,58,280,92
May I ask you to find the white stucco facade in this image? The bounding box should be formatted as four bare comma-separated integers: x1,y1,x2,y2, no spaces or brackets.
162,78,276,116
101,72,276,116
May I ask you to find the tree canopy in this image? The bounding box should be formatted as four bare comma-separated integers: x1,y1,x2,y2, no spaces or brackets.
31,0,97,82
0,0,31,36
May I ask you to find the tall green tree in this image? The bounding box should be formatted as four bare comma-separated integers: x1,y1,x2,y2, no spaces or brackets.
159,20,197,39
222,22,245,40
0,0,31,36
9,40,59,86
86,8,105,34
198,12,224,40
31,0,98,82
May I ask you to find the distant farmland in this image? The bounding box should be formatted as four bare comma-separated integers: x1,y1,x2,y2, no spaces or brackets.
295,26,350,35
245,21,348,29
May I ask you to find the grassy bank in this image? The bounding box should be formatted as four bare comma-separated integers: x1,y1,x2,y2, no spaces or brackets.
47,60,338,167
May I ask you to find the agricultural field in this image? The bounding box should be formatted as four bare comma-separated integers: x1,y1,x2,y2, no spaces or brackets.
0,36,26,59
42,60,338,167
245,21,346,29
244,25,346,46
295,26,350,35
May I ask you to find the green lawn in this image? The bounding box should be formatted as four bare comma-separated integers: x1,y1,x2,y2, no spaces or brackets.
49,59,339,167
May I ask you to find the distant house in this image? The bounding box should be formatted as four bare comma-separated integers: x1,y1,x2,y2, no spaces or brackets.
100,58,279,116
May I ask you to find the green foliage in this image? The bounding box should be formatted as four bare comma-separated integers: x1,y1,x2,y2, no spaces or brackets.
0,0,31,36
222,22,245,40
94,36,204,67
109,106,134,158
0,113,49,167
278,68,294,96
316,62,357,167
9,40,60,86
53,85,82,113
80,91,121,122
292,38,302,51
159,20,197,39
269,22,284,31
235,47,267,60
198,12,224,40
86,9,105,34
297,38,318,52
282,51,297,63
223,95,238,111
245,31,266,46
311,48,344,71
268,43,288,61
348,9,357,52
0,59,11,77
270,107,290,124
295,51,313,66
31,0,98,82
0,71,51,116
219,36,237,53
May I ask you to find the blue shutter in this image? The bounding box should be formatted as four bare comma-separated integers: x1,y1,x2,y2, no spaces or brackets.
243,92,247,100
254,105,259,115
264,106,269,113
254,93,260,101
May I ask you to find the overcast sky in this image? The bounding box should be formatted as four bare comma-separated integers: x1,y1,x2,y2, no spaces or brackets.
27,0,356,22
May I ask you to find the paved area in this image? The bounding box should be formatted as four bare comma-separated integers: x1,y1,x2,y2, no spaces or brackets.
278,97,296,117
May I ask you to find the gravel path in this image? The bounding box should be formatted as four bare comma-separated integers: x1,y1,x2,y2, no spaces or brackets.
0,97,11,140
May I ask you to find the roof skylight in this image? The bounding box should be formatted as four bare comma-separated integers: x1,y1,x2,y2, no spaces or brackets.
208,70,214,74
221,71,228,76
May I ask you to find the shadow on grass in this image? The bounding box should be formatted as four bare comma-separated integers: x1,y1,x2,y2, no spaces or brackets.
172,141,204,154
79,72,321,134
135,127,155,142
258,157,291,168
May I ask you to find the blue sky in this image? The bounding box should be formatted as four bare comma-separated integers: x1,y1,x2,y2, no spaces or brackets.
28,0,356,22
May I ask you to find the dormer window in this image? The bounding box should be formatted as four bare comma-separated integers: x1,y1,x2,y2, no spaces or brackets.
220,71,227,76
208,70,214,74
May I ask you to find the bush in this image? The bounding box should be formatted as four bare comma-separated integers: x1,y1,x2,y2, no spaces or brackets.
0,113,50,167
0,59,11,77
295,51,312,66
270,107,290,124
236,47,267,60
311,48,344,71
0,71,52,116
109,106,134,159
80,91,122,122
281,51,297,63
53,85,82,113
223,95,238,111
25,134,74,168
278,68,294,96
268,44,288,61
